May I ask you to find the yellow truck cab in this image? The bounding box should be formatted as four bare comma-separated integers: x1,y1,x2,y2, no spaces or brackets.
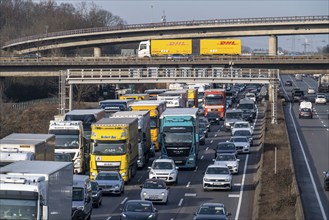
90,118,138,182
119,93,149,101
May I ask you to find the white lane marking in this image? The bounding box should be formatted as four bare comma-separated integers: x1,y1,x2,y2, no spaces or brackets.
228,194,240,198
236,105,258,219
206,147,209,151
92,214,111,218
178,198,183,206
186,181,191,188
215,134,218,137
121,197,128,205
200,155,204,160
194,166,198,172
106,217,111,220
185,193,197,197
210,140,213,143
234,154,249,220
282,77,328,220
234,183,242,186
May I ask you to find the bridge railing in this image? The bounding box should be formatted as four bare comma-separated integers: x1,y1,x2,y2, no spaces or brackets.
66,67,279,81
3,15,329,47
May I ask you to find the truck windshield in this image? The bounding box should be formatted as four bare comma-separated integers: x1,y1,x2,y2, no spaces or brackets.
150,118,157,129
205,95,225,105
164,132,193,144
0,191,38,220
49,133,79,149
72,187,84,201
93,141,126,155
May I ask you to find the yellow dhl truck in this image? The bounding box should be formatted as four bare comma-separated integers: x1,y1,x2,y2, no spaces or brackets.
200,39,241,55
129,100,167,151
90,118,138,182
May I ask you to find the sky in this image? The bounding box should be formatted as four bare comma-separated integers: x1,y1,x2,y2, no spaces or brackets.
52,0,329,52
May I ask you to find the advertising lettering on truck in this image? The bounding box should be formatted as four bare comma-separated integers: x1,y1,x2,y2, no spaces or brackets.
200,39,242,55
203,89,226,124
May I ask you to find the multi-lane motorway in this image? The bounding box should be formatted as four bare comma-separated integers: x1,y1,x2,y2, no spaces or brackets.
89,104,266,220
280,75,329,220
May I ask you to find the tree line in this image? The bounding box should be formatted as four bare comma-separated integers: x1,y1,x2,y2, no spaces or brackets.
0,0,126,55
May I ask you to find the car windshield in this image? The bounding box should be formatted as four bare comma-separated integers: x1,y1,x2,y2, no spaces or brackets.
206,167,229,174
125,202,152,212
217,143,235,150
143,181,166,189
234,123,249,128
152,162,173,169
216,155,236,161
91,182,98,191
96,173,119,180
234,130,251,137
231,137,248,142
198,206,225,215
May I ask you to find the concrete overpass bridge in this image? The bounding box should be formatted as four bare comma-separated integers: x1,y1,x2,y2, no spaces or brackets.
2,15,329,56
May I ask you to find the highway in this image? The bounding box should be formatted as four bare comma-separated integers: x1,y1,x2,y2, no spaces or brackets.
280,75,329,220
89,103,266,220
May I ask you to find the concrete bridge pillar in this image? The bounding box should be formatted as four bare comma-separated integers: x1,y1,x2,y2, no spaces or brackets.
268,35,278,56
94,47,102,57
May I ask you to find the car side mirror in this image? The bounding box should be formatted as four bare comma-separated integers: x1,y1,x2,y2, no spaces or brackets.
212,159,215,162
175,167,179,170
237,159,240,162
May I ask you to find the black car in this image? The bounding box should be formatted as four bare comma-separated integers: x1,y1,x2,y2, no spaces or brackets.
91,181,103,208
285,80,293,86
193,203,231,220
120,200,158,220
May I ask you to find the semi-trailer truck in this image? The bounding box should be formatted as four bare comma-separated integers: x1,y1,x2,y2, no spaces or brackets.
160,108,199,169
138,39,192,58
48,120,88,174
99,99,134,117
111,111,152,168
318,74,329,93
157,89,188,108
89,118,138,182
0,160,73,220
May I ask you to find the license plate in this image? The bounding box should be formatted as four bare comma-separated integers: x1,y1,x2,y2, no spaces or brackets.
175,161,182,163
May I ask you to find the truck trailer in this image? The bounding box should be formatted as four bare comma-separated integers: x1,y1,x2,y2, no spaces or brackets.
0,133,55,162
0,160,73,220
200,39,241,55
90,117,138,182
160,108,199,169
111,111,152,168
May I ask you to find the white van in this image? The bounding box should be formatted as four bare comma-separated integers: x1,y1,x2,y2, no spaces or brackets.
72,175,93,220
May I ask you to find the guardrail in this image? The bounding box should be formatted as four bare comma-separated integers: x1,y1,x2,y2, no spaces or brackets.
3,15,329,47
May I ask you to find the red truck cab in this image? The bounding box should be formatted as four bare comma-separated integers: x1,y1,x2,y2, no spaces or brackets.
203,89,226,124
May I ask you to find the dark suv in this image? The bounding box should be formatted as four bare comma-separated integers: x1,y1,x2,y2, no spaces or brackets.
91,181,103,208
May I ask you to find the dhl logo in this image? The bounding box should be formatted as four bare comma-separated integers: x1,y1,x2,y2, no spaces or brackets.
168,42,188,46
218,41,238,45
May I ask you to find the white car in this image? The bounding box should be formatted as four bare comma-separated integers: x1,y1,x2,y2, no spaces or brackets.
213,153,240,174
307,87,316,94
140,179,169,204
231,121,254,136
232,128,253,146
148,158,178,184
315,94,327,104
203,164,232,191
229,136,251,153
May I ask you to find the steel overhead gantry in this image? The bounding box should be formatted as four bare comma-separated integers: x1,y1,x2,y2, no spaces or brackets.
59,67,279,124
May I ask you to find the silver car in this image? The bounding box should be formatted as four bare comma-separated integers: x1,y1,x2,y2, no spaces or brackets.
229,136,250,153
213,153,240,174
203,165,232,191
148,159,178,184
95,171,124,195
140,179,169,204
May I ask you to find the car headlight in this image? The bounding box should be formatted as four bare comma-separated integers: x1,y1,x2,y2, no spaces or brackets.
77,206,84,211
115,184,120,189
121,172,126,177
121,213,127,218
161,192,165,196
150,170,155,175
148,214,154,219
203,178,209,181
225,123,230,126
143,192,147,196
170,171,175,176
244,145,249,148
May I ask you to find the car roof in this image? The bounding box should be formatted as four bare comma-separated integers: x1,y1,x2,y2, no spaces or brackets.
144,178,166,183
231,136,248,139
207,164,228,169
200,202,225,207
125,200,153,204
